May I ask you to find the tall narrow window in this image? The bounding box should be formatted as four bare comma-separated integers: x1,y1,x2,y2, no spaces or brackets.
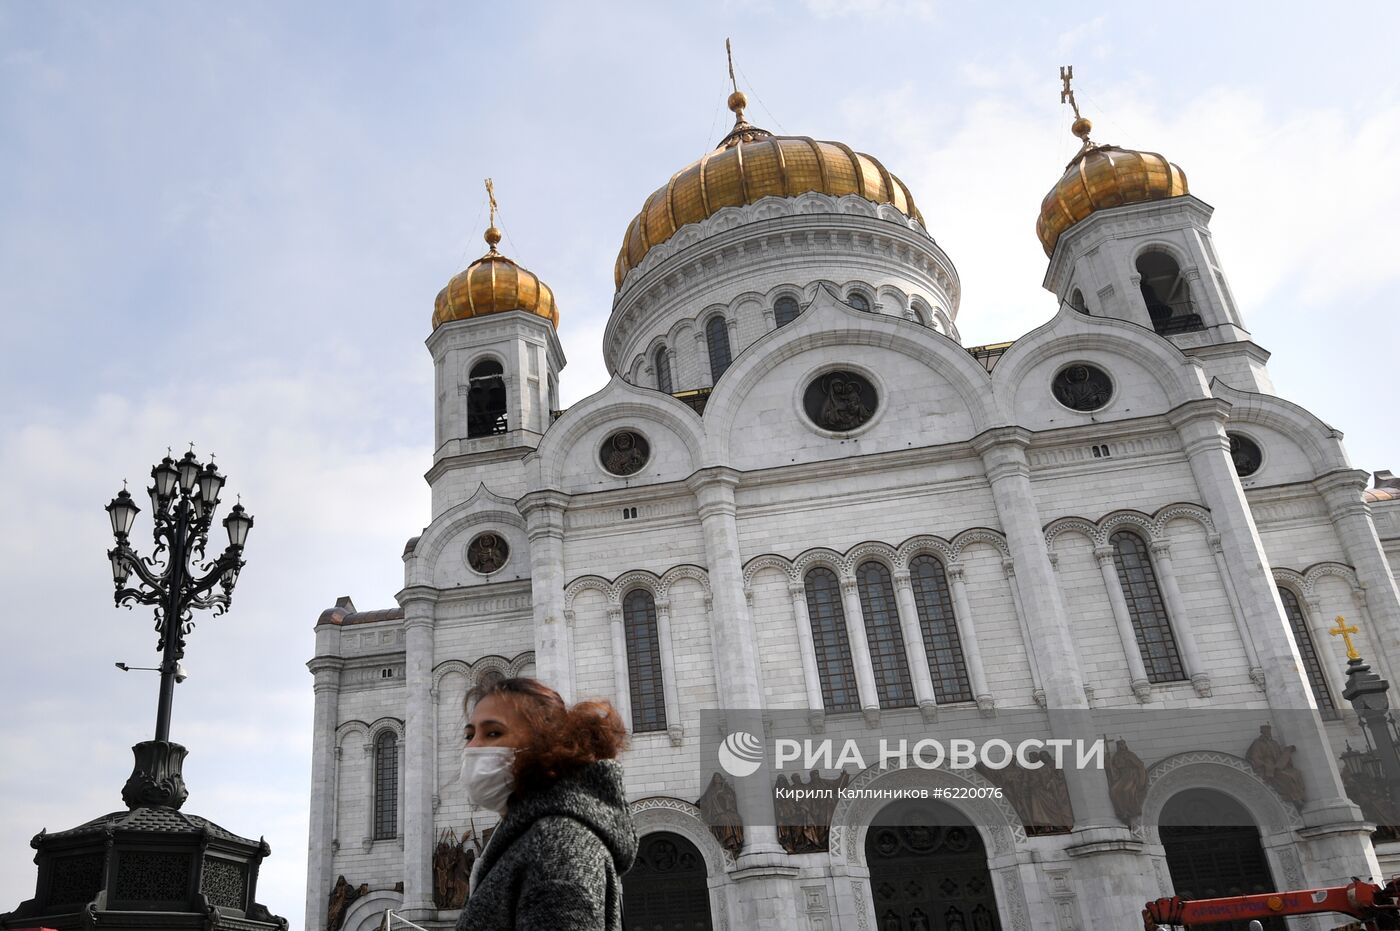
847,292,872,312
855,561,915,708
623,589,667,732
908,555,973,703
706,316,732,380
1111,531,1186,682
1277,587,1334,711
466,360,507,437
373,731,398,840
1070,288,1088,313
654,347,673,394
774,296,801,327
804,567,860,712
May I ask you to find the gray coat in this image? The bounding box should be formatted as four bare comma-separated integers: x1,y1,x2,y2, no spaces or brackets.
456,759,637,931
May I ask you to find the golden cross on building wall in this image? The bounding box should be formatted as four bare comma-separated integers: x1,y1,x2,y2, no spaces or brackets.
1329,615,1361,661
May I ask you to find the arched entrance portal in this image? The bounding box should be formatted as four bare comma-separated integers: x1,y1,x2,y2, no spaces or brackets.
622,830,713,931
1160,788,1279,931
866,799,1001,931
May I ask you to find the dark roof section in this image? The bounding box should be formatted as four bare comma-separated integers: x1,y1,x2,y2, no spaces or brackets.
43,807,249,843
317,595,405,627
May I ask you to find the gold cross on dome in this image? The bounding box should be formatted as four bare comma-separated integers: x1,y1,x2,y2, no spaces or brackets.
1059,65,1082,119
1329,615,1361,661
485,178,497,229
726,38,738,94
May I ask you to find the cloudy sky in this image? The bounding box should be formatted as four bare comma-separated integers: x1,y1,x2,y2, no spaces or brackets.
3,2,1398,924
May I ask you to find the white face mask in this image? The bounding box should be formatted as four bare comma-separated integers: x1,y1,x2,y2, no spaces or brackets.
459,746,516,815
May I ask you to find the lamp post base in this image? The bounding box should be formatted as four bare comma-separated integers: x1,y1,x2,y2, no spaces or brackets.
120,739,189,810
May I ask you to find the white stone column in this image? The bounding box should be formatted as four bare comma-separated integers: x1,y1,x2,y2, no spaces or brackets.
695,331,713,386
655,598,684,746
607,604,633,728
305,655,343,931
685,468,793,888
1315,470,1400,679
838,575,881,723
1094,546,1154,702
519,490,574,702
396,586,438,918
1148,539,1211,696
787,580,829,727
1167,399,1375,881
972,428,1155,930
945,563,995,713
890,570,938,715
1002,557,1046,706
1211,532,1264,689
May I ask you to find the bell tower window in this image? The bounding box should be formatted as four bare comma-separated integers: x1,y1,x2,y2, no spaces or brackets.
846,292,871,313
1070,288,1088,313
466,359,507,437
1136,251,1202,335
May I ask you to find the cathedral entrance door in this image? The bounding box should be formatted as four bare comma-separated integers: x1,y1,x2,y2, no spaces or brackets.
1159,788,1280,931
621,830,713,931
865,800,1001,931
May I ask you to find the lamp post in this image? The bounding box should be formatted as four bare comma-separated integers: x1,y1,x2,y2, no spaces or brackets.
1331,617,1400,837
106,449,251,741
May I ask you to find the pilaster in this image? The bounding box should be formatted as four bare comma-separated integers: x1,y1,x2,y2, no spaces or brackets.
395,585,439,919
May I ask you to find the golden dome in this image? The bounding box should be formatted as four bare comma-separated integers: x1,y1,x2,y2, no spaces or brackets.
1036,115,1188,257
433,222,559,330
614,95,925,289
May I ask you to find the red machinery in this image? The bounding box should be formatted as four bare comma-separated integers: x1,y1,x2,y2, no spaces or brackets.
1144,878,1400,930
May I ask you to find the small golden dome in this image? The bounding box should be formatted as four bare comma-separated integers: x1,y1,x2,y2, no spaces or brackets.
434,181,559,330
614,113,925,290
1036,126,1188,257
433,250,559,330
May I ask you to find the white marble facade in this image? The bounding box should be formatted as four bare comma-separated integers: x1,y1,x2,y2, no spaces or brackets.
304,168,1400,930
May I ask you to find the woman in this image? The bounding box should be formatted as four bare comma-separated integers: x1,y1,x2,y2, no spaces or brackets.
455,677,636,931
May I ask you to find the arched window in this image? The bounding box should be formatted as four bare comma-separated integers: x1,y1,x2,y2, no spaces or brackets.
1277,587,1334,711
623,589,667,732
855,561,915,708
623,832,714,930
373,731,398,840
1070,288,1088,313
1136,251,1201,334
1160,789,1280,929
466,359,507,437
653,346,673,394
803,567,860,712
1110,531,1186,682
910,305,927,327
705,316,732,380
847,292,872,312
774,295,801,327
908,555,973,703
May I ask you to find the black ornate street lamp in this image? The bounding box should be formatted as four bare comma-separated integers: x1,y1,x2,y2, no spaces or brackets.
0,450,283,930
106,448,252,743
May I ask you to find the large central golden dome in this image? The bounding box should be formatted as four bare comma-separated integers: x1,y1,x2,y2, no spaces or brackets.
614,93,925,289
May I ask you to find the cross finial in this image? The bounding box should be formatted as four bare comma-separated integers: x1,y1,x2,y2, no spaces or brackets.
483,178,501,253
1059,65,1093,144
1060,65,1081,119
1329,615,1361,661
723,38,748,122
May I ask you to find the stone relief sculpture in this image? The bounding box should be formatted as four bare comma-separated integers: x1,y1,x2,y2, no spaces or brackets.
1245,724,1305,806
432,826,477,909
696,772,744,855
326,875,368,931
976,750,1073,835
774,769,851,854
1106,738,1149,826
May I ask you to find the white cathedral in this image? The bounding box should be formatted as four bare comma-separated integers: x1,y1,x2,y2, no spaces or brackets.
303,75,1400,931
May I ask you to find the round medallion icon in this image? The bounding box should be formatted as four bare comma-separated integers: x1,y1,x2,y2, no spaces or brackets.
717,731,764,778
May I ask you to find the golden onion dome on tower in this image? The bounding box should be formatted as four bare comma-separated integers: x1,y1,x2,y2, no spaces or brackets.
1036,68,1188,257
613,87,925,290
433,181,559,330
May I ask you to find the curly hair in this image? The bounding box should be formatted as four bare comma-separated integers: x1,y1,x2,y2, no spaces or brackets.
464,677,628,795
